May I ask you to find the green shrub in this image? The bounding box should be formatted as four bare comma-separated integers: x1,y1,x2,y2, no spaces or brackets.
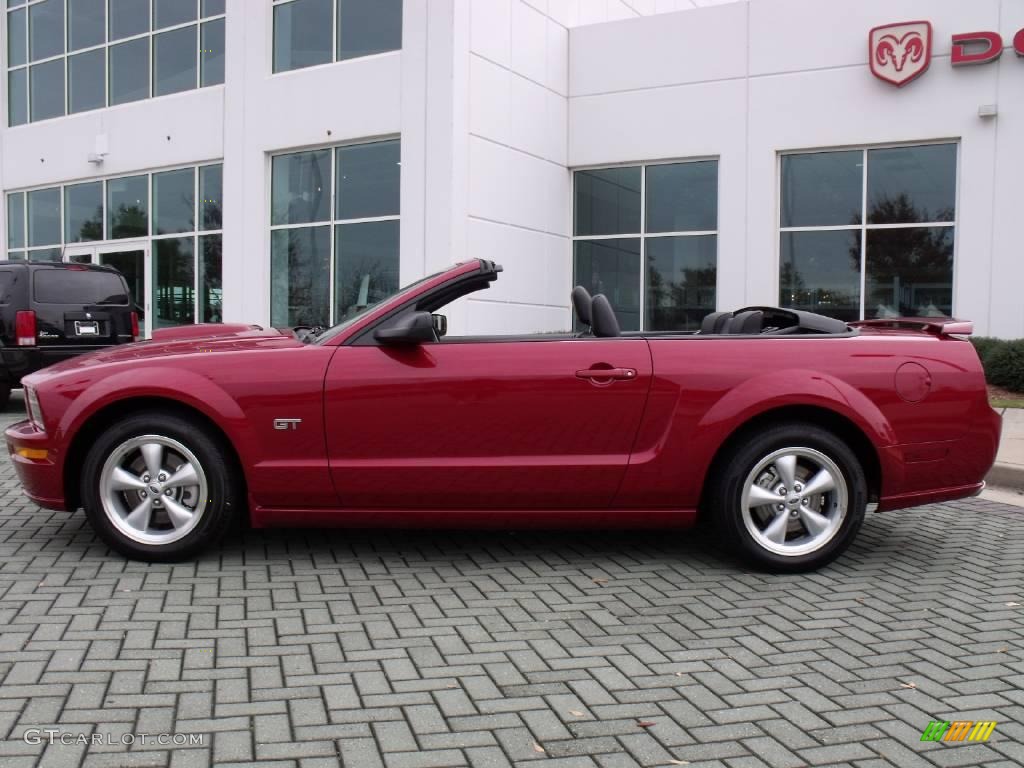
986,339,1024,393
970,336,1002,366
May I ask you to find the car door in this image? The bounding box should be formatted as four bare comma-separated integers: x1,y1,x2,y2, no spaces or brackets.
323,336,653,510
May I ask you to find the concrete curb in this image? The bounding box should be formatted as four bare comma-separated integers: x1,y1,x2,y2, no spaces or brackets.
986,463,1024,491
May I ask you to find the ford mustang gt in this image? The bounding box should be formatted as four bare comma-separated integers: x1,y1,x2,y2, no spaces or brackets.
5,259,1001,570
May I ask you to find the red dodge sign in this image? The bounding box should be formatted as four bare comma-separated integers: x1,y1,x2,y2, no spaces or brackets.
870,20,1024,86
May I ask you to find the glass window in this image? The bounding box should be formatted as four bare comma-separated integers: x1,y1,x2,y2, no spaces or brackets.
272,150,331,225
574,167,641,237
271,226,330,328
34,268,127,304
27,188,61,247
109,36,149,104
645,160,717,234
29,0,63,61
108,0,148,40
273,0,332,73
7,194,25,248
29,248,63,262
199,165,222,230
199,234,222,322
8,69,28,126
645,235,717,331
334,220,399,322
29,59,64,121
8,7,26,66
867,144,957,224
64,181,103,242
572,239,641,332
154,24,196,96
779,144,956,321
780,151,862,228
271,142,400,327
68,48,105,113
6,163,223,330
336,140,401,220
338,0,402,60
7,0,219,125
865,227,953,318
154,237,195,327
153,0,197,29
100,249,144,312
67,0,104,50
779,230,861,323
107,175,148,238
573,161,719,331
153,167,195,234
7,251,27,261
200,17,224,86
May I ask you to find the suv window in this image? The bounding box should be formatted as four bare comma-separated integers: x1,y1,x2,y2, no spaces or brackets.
0,271,15,304
33,269,129,306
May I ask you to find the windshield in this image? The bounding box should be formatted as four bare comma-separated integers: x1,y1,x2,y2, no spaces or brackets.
312,268,449,344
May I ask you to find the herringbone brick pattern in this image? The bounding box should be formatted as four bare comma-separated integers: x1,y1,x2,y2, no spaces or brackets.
0,403,1022,768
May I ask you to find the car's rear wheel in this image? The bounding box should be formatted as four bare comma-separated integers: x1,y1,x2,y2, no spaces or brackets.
81,413,238,561
708,423,867,572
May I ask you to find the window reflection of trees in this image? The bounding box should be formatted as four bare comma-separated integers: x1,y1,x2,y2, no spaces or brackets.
647,262,716,331
859,195,953,319
781,193,954,321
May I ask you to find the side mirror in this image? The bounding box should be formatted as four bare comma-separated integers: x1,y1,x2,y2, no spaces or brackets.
374,311,436,345
432,313,447,338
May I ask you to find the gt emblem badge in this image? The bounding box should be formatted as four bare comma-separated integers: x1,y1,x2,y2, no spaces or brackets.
273,418,302,431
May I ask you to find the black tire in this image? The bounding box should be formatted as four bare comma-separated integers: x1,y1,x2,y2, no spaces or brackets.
707,422,867,572
81,412,239,561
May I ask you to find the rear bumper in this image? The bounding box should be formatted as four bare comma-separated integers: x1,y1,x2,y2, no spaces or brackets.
4,420,68,510
877,405,1001,512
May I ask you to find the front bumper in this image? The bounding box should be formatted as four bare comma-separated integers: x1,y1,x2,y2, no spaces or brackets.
4,420,68,510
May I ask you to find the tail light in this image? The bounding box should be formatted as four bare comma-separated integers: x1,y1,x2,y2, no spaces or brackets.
15,310,36,346
130,311,140,342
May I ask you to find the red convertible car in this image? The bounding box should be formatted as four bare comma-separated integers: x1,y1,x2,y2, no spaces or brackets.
6,259,1000,570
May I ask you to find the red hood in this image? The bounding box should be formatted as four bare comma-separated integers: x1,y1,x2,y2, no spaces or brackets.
24,324,303,381
149,323,282,342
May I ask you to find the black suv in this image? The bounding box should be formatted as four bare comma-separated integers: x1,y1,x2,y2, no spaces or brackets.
0,261,139,407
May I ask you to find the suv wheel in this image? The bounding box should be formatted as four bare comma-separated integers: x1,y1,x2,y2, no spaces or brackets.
81,413,238,561
708,423,867,572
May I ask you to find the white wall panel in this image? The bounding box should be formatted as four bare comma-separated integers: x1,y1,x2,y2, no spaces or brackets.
570,2,748,96
468,137,570,237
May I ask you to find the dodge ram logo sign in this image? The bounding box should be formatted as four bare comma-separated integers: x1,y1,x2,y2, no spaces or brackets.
870,21,1024,87
869,21,932,86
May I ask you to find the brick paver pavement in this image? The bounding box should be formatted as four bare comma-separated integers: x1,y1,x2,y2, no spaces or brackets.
0,397,1022,768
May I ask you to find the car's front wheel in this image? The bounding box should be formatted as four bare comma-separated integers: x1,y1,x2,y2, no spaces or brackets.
81,413,238,561
708,423,867,572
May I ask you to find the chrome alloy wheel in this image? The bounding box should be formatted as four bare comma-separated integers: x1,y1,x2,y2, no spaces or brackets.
98,435,208,546
740,447,848,557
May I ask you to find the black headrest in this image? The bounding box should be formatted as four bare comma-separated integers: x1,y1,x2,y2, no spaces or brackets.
725,310,764,334
700,311,731,334
571,285,592,327
590,294,621,337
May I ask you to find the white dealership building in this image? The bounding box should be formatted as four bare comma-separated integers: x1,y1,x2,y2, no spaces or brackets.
1,0,1022,337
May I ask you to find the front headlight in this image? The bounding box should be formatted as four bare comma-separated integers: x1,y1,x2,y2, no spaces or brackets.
25,386,44,431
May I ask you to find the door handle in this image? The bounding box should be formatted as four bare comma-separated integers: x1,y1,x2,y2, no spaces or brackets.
575,367,638,382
